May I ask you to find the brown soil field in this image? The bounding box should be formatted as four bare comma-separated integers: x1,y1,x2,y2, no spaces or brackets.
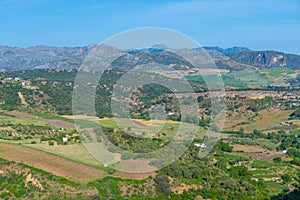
115,118,145,127
113,159,157,174
63,115,99,121
232,144,266,153
0,143,104,183
44,119,75,129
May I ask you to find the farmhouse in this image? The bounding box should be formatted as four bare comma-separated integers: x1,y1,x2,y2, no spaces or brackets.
194,143,206,148
282,150,288,155
62,137,68,143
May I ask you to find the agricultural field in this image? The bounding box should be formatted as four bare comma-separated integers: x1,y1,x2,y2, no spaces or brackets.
224,109,293,132
1,74,300,199
227,70,270,88
0,143,104,183
260,68,296,82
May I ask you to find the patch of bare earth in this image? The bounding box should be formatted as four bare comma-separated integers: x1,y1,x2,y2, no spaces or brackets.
63,115,99,121
44,119,75,129
171,184,203,195
116,118,146,127
18,92,29,106
25,173,44,190
0,143,104,183
5,110,34,119
233,144,266,153
114,159,157,174
119,179,156,197
114,171,156,180
0,127,14,131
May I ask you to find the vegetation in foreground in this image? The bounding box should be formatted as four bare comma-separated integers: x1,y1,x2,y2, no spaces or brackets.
0,69,300,199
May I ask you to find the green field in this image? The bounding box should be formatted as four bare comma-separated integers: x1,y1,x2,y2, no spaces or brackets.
228,70,270,87
0,112,47,126
260,68,295,81
24,143,103,168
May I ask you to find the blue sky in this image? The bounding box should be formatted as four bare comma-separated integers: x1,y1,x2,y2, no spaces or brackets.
0,0,299,54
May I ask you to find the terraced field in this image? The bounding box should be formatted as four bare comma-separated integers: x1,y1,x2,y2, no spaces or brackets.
0,143,105,183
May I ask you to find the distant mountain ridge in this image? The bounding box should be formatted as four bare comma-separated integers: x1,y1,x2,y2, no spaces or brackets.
0,45,91,71
232,50,300,70
0,45,299,71
203,46,250,54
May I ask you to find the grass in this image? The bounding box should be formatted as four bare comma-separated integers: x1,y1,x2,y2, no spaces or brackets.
0,142,105,183
231,138,278,150
244,110,292,132
0,114,206,177
264,181,289,196
251,160,279,168
24,143,104,169
34,113,74,123
217,153,251,162
185,74,247,89
225,109,292,132
0,113,47,126
98,118,206,138
228,70,269,87
260,68,295,81
0,138,40,145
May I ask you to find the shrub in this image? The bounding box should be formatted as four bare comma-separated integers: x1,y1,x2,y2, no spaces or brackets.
154,175,171,195
273,157,282,163
217,141,233,152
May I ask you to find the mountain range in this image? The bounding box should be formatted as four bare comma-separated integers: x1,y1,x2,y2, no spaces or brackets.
0,45,299,71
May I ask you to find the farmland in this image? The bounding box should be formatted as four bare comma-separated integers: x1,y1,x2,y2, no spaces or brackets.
0,95,299,199
0,69,300,199
0,143,104,183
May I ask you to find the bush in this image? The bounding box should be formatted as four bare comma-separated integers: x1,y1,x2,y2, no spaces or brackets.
273,157,282,163
217,141,233,152
290,108,300,119
154,175,171,195
281,174,292,184
290,158,300,166
229,166,251,179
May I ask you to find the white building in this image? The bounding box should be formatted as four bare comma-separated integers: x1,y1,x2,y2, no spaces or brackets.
282,150,288,154
62,137,68,143
194,143,206,148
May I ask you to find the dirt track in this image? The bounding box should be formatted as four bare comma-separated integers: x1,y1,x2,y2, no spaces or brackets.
0,143,104,183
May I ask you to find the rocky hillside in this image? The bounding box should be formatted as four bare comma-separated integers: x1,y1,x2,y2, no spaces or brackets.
0,45,300,71
232,50,300,70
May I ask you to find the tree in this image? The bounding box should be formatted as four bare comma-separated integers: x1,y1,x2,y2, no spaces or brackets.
154,176,171,195
281,174,292,184
273,157,282,163
238,128,245,135
192,168,201,178
217,141,233,152
230,166,251,179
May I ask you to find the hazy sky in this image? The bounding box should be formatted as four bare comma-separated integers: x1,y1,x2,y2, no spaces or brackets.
0,0,299,54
